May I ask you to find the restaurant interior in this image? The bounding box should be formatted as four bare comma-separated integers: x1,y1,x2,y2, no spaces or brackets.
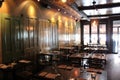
0,0,120,80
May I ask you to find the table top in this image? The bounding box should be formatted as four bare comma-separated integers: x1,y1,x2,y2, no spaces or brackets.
69,53,106,60
60,47,74,50
18,59,31,64
69,53,91,59
35,65,107,80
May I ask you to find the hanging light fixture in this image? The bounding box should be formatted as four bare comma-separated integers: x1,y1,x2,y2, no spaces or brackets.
91,19,98,27
91,0,98,27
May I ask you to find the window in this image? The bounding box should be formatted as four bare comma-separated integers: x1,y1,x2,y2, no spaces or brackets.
99,24,106,45
91,23,98,44
83,22,106,45
83,25,90,45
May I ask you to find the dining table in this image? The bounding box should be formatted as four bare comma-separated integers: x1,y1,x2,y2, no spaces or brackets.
34,64,86,80
34,64,107,80
0,63,17,80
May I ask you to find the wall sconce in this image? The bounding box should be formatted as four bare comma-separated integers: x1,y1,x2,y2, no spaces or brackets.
51,17,56,23
0,0,4,7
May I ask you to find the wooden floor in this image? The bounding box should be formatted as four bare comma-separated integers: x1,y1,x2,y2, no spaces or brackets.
107,53,120,80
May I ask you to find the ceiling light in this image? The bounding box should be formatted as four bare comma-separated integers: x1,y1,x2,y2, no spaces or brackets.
61,0,67,3
91,19,98,27
58,9,60,11
37,0,40,2
91,0,99,27
64,11,67,14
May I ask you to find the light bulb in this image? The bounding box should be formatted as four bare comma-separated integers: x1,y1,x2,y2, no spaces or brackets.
37,0,40,2
61,0,67,3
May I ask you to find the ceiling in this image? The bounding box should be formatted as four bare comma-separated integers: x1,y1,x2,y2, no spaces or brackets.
39,0,120,20
75,0,120,19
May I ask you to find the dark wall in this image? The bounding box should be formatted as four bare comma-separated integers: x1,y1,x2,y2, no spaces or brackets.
1,17,39,63
1,16,59,63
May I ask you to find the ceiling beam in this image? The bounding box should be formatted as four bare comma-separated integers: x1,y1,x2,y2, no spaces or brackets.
87,13,120,18
70,3,90,21
78,3,120,10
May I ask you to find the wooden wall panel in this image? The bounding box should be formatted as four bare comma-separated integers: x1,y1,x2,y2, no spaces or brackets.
58,21,76,47
1,17,59,63
1,17,23,63
38,20,58,52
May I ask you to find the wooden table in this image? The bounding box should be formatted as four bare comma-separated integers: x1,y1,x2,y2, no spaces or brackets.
35,64,107,80
35,65,86,80
0,63,17,80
